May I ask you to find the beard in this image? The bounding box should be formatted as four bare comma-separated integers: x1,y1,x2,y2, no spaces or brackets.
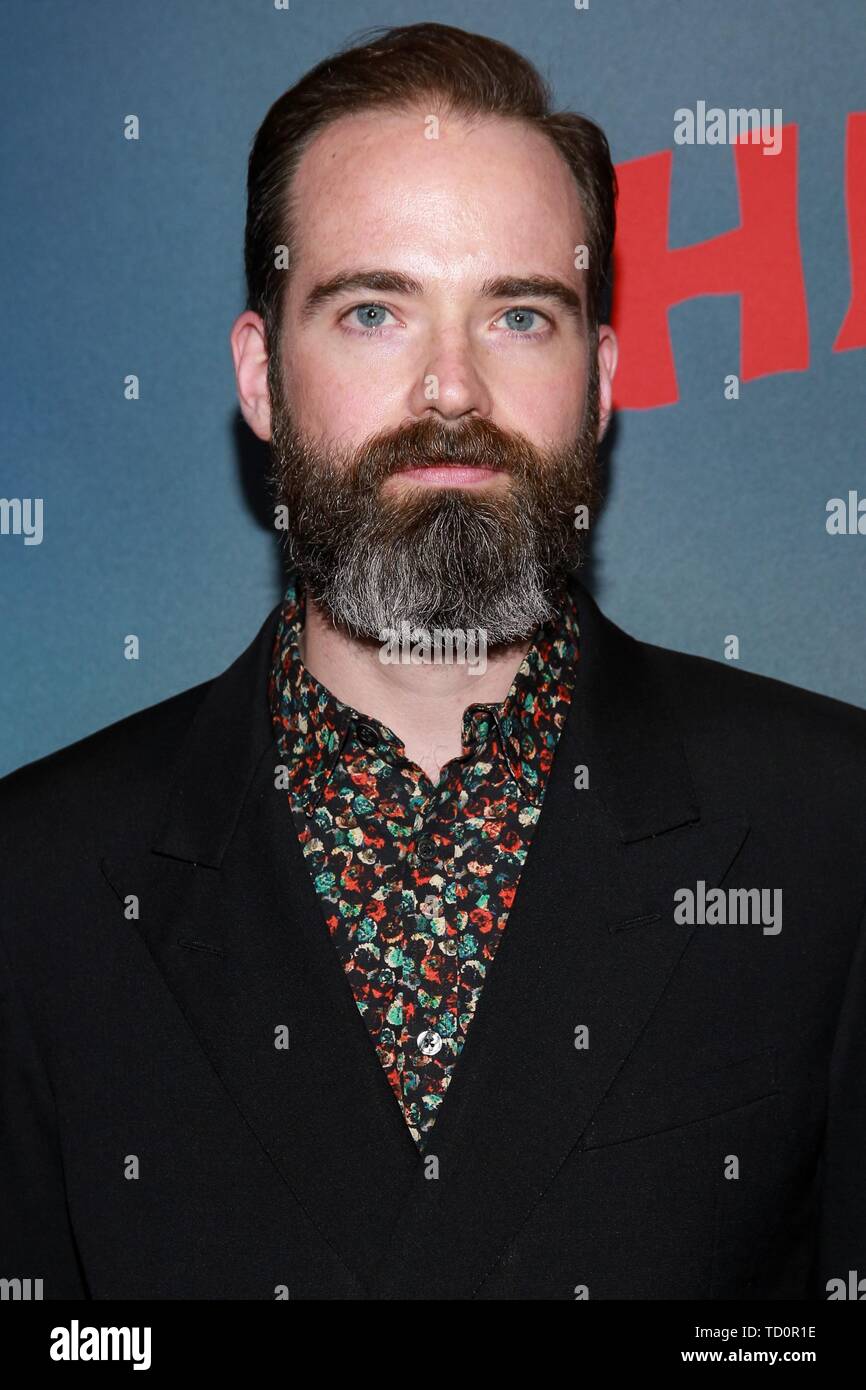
267,358,602,645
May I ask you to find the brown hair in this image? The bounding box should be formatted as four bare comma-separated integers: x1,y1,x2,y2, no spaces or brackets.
245,22,616,362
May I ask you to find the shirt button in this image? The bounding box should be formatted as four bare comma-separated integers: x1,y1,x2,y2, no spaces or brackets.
355,721,379,748
416,834,438,863
417,1029,443,1056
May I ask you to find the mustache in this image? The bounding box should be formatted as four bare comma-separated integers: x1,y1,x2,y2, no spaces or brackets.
350,415,541,482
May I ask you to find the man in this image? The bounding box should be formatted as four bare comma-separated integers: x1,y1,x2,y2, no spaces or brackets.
1,22,864,1301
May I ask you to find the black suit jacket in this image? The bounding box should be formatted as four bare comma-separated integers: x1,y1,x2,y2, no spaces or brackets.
2,577,865,1300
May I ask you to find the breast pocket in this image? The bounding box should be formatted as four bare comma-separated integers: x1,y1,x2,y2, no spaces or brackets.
578,1048,779,1151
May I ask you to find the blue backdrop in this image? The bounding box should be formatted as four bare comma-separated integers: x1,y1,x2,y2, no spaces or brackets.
1,0,864,776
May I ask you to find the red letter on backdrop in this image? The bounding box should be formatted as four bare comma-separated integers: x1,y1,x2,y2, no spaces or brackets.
612,124,809,408
834,112,866,353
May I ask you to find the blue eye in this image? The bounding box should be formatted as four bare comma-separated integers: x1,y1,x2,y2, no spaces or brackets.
352,304,392,329
501,307,538,332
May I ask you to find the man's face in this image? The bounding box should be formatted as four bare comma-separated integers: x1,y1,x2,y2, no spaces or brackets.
241,106,617,641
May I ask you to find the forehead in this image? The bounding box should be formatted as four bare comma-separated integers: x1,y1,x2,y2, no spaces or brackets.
288,106,587,282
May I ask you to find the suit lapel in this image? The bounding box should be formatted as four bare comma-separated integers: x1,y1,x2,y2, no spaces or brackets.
374,580,750,1298
102,607,421,1297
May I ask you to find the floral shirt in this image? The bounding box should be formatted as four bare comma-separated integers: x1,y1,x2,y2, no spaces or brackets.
268,574,580,1149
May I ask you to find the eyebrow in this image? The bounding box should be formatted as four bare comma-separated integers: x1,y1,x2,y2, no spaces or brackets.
299,269,585,327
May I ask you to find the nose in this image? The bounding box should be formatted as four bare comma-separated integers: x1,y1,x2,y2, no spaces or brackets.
407,325,494,423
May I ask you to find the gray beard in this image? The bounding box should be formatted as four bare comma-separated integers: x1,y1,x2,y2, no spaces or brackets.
267,374,601,644
287,489,568,642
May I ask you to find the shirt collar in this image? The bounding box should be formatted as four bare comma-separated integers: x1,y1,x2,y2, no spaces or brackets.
268,572,580,811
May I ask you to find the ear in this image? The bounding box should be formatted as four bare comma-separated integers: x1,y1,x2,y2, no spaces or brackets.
230,311,272,442
595,324,618,441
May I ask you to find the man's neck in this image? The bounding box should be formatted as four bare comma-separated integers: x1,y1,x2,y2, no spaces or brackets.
298,593,533,784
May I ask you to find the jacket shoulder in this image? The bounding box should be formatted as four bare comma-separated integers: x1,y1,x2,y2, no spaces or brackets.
638,636,866,770
0,680,213,851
